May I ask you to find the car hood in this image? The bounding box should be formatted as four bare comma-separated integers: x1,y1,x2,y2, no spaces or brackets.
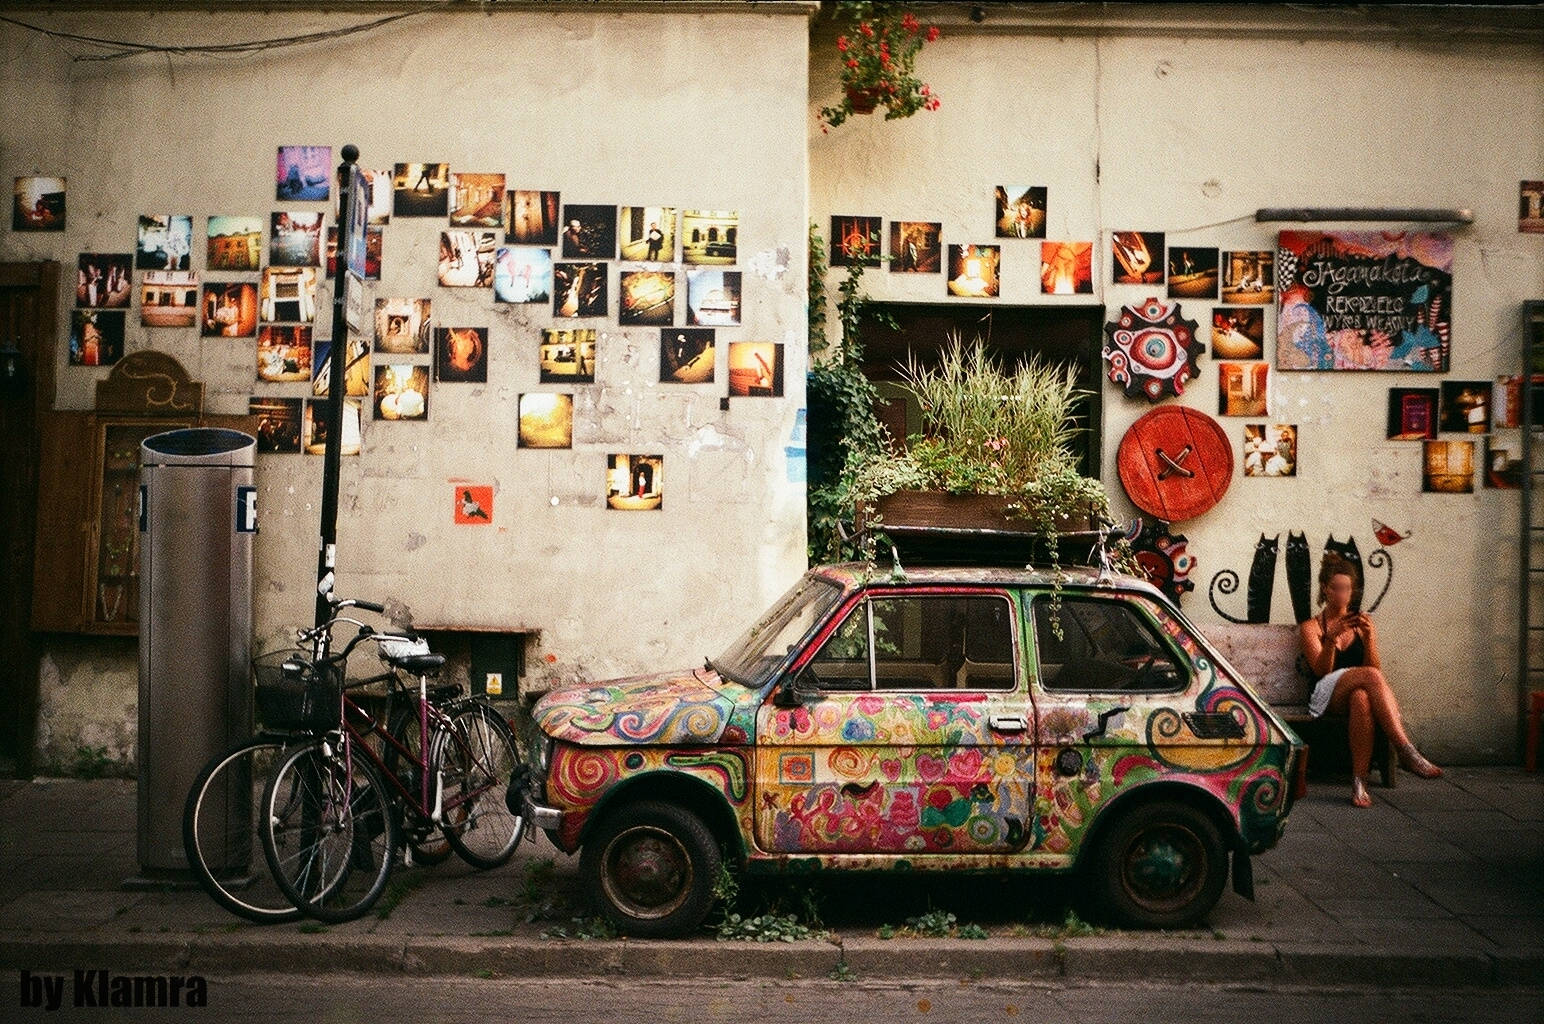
533,668,742,746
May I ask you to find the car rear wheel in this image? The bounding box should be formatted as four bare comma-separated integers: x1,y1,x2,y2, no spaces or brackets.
1088,799,1227,929
581,800,720,938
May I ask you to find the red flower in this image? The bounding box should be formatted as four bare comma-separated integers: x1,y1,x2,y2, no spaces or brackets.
902,12,919,32
846,58,859,68
858,21,873,37
926,25,941,42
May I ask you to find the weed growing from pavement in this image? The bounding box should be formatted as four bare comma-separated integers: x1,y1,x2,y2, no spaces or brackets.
374,868,429,920
875,908,989,940
828,959,856,983
539,916,618,940
710,868,831,942
1009,909,1104,939
716,912,828,943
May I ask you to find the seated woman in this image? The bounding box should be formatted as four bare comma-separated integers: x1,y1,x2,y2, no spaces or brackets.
1298,552,1442,807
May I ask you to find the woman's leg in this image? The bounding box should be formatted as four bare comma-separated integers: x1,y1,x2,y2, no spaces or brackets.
1327,668,1441,778
1346,688,1374,778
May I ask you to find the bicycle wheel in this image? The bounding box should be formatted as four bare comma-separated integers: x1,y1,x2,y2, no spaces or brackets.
437,702,525,869
261,739,398,923
384,706,453,867
183,735,304,924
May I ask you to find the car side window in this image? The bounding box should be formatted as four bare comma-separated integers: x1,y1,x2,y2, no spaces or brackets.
1032,596,1185,692
805,594,1017,691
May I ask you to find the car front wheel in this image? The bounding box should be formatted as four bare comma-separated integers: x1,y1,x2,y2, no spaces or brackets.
1088,799,1227,929
581,800,721,938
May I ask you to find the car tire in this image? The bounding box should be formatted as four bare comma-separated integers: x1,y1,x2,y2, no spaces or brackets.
1087,799,1227,929
581,800,721,938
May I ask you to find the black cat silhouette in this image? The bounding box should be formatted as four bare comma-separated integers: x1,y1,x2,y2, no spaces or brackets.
1286,531,1311,623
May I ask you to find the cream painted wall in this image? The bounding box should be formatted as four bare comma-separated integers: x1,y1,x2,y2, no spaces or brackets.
810,8,1544,762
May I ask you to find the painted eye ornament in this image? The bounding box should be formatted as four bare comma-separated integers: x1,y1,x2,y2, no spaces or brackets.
1102,298,1204,402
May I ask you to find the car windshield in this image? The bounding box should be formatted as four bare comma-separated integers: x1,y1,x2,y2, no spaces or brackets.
712,574,845,689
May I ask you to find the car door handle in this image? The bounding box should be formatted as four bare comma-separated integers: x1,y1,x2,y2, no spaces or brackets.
989,715,1028,733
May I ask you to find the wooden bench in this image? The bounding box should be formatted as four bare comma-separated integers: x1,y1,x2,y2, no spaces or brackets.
1204,623,1396,787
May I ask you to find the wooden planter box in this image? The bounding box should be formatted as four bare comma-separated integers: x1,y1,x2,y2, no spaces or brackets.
859,490,1101,567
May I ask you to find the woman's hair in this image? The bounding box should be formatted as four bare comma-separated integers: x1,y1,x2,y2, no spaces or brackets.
1317,552,1357,604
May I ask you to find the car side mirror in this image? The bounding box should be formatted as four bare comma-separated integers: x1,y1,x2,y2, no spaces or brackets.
773,668,815,707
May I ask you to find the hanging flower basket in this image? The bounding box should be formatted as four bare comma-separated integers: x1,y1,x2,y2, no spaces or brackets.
819,3,942,131
845,87,881,115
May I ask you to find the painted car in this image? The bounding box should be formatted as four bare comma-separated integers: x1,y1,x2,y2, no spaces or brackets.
511,563,1305,937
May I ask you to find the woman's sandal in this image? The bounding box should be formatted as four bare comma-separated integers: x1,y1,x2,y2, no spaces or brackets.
1350,776,1372,808
1397,743,1443,779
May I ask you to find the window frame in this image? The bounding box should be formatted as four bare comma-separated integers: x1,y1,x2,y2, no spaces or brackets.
1029,592,1191,695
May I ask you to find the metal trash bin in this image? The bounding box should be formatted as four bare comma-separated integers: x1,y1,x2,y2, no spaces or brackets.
133,428,256,879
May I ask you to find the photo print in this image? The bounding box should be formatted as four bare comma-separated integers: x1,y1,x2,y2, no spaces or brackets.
250,396,303,454
994,186,1046,239
619,206,676,262
1423,439,1474,493
1439,380,1492,434
494,247,553,304
507,189,560,244
75,254,132,308
1483,437,1522,489
141,270,198,328
260,267,318,323
686,269,741,326
354,168,393,225
374,364,429,421
946,244,1000,298
830,215,882,267
889,221,942,273
438,230,498,288
1040,241,1093,294
560,204,618,259
607,454,663,511
1386,387,1439,440
207,215,262,271
728,341,784,397
1111,231,1164,285
1218,362,1269,417
135,215,193,271
256,324,313,382
12,176,64,231
539,328,596,383
681,209,738,265
392,163,450,217
1167,247,1219,299
1492,375,1525,430
434,326,488,383
269,211,324,267
1242,423,1297,478
1521,181,1544,234
1220,250,1275,304
619,269,676,326
303,399,362,456
1211,308,1265,359
327,226,383,279
311,335,369,398
449,173,506,228
68,309,125,366
517,393,574,449
453,485,493,525
374,297,432,354
553,262,607,318
201,281,258,338
276,146,331,202
660,328,715,384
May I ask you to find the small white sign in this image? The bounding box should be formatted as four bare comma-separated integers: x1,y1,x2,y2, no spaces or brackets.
484,672,503,696
235,486,258,533
344,269,365,332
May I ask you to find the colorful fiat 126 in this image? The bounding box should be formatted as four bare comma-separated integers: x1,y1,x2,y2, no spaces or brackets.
509,562,1306,937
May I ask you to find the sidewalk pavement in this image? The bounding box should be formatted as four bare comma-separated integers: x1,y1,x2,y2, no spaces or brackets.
0,768,1540,988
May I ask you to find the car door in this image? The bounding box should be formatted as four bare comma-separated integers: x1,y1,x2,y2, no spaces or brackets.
754,588,1035,856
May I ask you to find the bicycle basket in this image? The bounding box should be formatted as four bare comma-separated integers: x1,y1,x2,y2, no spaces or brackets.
253,649,343,731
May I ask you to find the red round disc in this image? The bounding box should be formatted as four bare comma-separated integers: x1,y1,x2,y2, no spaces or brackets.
1117,406,1233,523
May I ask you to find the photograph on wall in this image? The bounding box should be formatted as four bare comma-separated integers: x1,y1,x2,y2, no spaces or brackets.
660,328,715,384
1220,250,1275,304
830,215,882,267
260,267,318,323
607,454,663,511
1423,439,1474,493
12,176,64,231
140,270,198,328
560,204,618,259
276,146,331,201
1493,375,1524,430
449,172,506,227
1111,231,1163,285
453,485,493,524
727,341,783,397
269,211,324,267
1218,362,1269,417
1211,308,1265,359
201,282,259,338
1483,437,1522,488
994,186,1046,239
619,206,676,262
1439,379,1492,434
392,163,450,217
438,230,497,288
435,326,488,383
135,215,193,271
1243,423,1297,478
374,297,432,354
619,269,676,326
76,254,132,308
257,324,313,382
374,363,429,421
303,399,362,456
494,247,553,304
327,226,382,279
681,209,738,264
517,392,574,449
250,396,303,454
1385,387,1439,440
539,328,596,383
889,221,941,273
1521,181,1544,234
686,269,741,326
352,168,393,225
553,262,607,318
1166,247,1219,299
207,215,262,270
507,189,560,244
1040,241,1093,294
946,244,1000,298
1276,230,1452,371
311,334,369,398
68,309,124,366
